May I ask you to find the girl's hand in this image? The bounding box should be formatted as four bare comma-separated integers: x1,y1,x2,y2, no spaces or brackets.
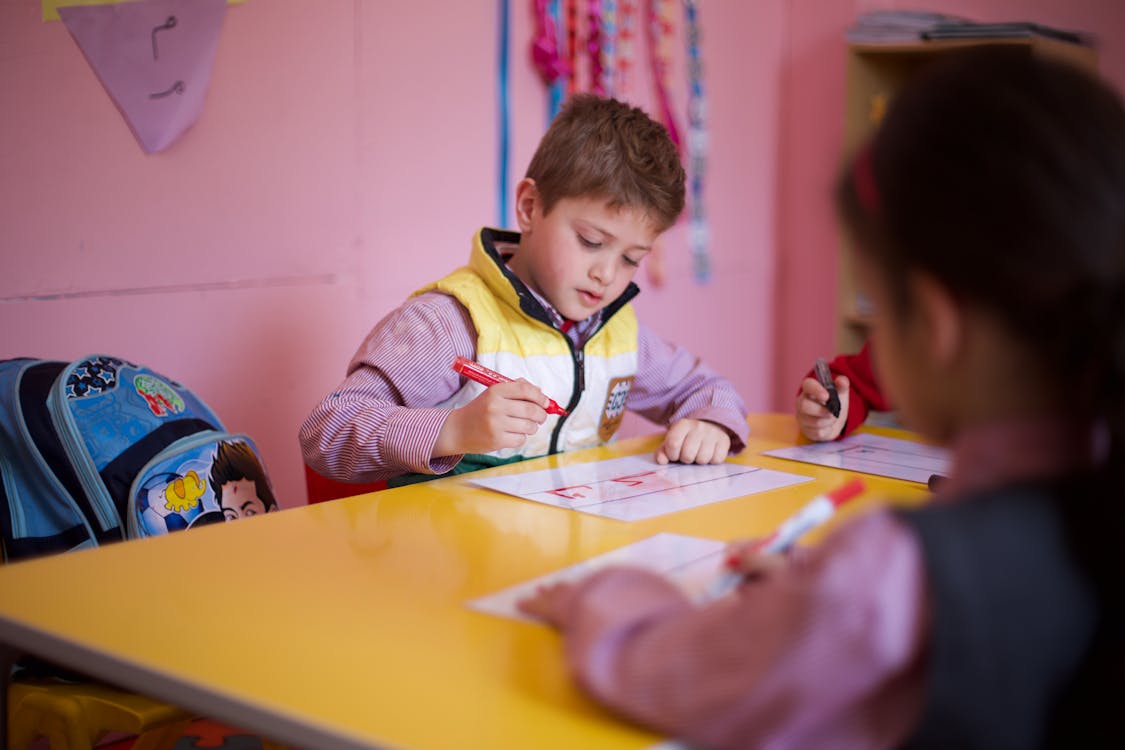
434,380,549,457
724,538,788,581
517,581,575,628
795,374,850,442
656,418,730,465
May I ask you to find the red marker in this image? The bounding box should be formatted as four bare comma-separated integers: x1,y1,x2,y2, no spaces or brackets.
451,356,569,416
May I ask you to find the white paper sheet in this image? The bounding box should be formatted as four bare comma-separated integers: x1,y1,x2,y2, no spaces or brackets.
763,432,951,484
468,455,813,521
468,533,727,621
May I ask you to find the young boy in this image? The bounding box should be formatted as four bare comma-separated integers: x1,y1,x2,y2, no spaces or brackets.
300,94,748,486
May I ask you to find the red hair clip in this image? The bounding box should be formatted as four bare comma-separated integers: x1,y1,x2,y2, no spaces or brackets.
852,143,881,216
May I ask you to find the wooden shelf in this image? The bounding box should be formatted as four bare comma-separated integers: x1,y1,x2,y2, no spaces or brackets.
835,32,1097,354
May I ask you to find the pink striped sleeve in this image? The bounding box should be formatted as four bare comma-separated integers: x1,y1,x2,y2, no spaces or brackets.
557,511,929,750
298,292,476,483
628,324,750,452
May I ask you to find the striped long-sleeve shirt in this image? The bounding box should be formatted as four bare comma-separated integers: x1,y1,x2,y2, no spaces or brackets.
551,416,1104,749
299,290,749,483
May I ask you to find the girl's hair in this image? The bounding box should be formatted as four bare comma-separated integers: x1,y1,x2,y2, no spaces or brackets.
838,46,1125,459
839,47,1125,739
524,94,685,232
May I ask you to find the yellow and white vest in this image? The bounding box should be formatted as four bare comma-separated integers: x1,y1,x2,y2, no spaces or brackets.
417,229,638,463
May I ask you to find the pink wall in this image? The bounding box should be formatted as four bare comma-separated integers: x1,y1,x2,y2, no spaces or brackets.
0,0,783,507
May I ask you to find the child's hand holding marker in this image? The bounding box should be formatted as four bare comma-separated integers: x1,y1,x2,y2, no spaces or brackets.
710,478,866,599
796,357,851,442
434,357,561,457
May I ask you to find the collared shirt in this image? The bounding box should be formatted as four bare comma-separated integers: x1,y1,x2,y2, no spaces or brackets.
493,238,603,349
521,274,602,349
553,416,1102,750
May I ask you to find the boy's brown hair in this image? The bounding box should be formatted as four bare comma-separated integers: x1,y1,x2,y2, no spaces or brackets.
524,94,685,232
209,440,278,511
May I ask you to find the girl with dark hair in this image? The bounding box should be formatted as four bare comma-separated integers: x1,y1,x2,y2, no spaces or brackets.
520,47,1125,749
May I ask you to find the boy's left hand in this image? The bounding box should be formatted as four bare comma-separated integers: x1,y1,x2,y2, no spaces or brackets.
517,581,574,628
656,418,730,465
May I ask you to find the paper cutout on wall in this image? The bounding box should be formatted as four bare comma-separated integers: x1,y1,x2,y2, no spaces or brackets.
58,0,227,154
43,0,243,23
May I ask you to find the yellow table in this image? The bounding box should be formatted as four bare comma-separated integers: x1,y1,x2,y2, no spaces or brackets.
0,414,930,750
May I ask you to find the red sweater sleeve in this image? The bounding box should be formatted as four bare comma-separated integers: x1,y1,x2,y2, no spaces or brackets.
801,342,892,439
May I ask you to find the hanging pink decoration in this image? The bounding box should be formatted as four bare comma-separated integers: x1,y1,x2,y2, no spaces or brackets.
615,0,636,97
598,0,616,96
586,0,604,95
644,0,681,151
565,0,579,95
532,0,566,85
57,0,227,154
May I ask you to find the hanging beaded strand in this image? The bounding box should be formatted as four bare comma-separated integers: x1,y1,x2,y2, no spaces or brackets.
684,0,710,282
586,0,604,95
615,0,636,97
565,0,579,95
531,0,568,121
599,0,617,97
645,0,682,150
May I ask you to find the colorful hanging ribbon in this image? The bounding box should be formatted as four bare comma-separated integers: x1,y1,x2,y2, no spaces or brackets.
533,0,567,121
498,0,511,227
586,0,604,95
598,0,616,97
565,0,579,96
684,0,710,282
645,0,681,150
616,0,636,97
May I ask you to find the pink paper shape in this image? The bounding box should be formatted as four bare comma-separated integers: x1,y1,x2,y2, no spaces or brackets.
59,0,227,154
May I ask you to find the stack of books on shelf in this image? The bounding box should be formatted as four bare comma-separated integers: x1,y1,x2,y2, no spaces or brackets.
847,10,1092,47
846,10,967,43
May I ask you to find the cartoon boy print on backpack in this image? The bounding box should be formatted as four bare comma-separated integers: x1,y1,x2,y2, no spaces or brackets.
598,376,634,442
209,440,278,521
134,439,276,536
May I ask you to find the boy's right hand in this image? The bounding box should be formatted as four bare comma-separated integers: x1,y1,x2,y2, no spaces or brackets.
434,380,549,457
795,375,850,442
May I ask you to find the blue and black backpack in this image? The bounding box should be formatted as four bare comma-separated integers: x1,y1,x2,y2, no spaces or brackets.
0,355,277,563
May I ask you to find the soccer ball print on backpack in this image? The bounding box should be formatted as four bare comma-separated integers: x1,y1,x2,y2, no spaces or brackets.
0,354,278,563
133,438,276,535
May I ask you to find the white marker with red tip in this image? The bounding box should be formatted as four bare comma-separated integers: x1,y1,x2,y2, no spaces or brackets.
708,478,866,599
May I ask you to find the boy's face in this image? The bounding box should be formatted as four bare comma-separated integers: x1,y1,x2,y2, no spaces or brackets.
510,180,660,322
219,478,272,521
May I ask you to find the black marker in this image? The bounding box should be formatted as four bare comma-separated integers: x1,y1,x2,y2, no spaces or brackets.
814,358,841,418
928,474,946,492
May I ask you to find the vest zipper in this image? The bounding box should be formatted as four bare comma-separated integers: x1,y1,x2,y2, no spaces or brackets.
549,345,585,454
539,277,635,455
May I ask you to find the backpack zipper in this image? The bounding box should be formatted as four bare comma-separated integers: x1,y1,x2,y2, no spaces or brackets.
46,370,120,533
